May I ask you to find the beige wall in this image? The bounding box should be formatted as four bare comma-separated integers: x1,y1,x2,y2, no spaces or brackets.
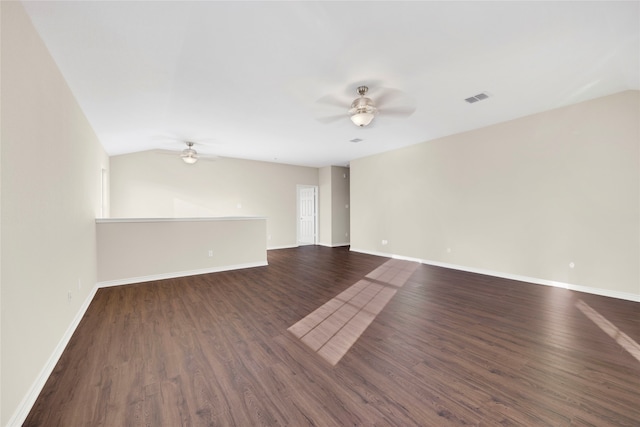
330,166,350,246
318,166,350,247
97,218,267,284
110,152,318,249
318,166,332,245
351,91,639,300
0,2,109,425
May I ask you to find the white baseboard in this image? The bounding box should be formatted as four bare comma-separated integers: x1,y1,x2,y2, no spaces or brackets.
349,247,393,259
97,261,268,288
267,244,299,250
7,284,99,427
318,242,350,248
350,247,640,302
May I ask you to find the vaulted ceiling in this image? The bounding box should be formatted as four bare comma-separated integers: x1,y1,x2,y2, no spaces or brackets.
21,1,639,167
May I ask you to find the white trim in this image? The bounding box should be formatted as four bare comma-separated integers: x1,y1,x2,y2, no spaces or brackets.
96,216,265,224
318,242,350,248
267,244,299,250
350,247,640,302
7,284,99,427
97,261,268,288
349,247,391,259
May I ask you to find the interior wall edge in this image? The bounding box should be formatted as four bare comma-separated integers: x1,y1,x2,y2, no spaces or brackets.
349,247,640,303
96,261,268,289
6,283,99,427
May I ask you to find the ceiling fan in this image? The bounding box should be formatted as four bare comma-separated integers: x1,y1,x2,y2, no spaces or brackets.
154,140,219,164
315,85,416,127
180,141,200,164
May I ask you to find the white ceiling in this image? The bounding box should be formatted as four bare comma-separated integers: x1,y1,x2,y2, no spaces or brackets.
21,1,639,168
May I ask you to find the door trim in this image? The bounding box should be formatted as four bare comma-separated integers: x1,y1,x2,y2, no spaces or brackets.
296,185,318,246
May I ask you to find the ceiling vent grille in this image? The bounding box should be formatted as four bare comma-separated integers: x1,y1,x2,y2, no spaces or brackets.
465,92,490,104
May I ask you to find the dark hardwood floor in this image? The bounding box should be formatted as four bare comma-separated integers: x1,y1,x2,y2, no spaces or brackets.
25,246,640,426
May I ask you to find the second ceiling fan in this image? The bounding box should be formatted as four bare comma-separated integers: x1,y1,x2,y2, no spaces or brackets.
153,139,220,164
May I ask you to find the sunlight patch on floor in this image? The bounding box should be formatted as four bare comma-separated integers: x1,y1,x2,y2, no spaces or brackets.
576,299,640,363
288,259,419,365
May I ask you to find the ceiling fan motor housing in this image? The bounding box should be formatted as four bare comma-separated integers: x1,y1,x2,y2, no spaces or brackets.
349,97,376,113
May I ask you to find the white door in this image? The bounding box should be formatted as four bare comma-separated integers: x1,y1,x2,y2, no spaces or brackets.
297,186,317,245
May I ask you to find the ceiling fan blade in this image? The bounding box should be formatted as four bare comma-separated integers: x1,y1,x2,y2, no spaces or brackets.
378,105,417,117
198,153,220,161
152,148,219,162
375,87,411,106
315,94,347,109
316,114,346,124
152,149,180,156
192,138,223,147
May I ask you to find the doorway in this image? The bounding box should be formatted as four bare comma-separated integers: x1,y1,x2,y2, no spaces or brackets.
297,185,317,246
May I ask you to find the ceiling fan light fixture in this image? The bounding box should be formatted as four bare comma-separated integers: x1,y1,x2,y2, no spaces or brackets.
350,111,375,127
182,154,198,164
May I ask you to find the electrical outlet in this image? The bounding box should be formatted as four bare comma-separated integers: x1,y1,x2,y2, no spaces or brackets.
208,250,213,257
67,291,72,303
569,262,575,269
382,239,388,245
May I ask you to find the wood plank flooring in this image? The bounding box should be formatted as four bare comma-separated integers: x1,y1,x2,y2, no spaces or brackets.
24,246,640,426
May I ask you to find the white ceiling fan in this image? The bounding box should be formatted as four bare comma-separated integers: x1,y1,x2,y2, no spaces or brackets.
154,140,219,164
315,84,417,127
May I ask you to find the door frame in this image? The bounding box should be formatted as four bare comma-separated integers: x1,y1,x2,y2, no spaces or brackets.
296,185,318,246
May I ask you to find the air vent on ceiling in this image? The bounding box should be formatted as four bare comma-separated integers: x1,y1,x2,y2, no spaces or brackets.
350,138,363,143
465,92,490,104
